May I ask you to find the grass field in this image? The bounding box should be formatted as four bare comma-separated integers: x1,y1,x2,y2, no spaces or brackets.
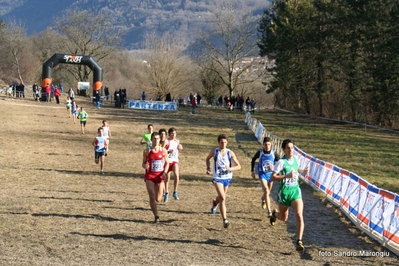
0,94,398,265
250,110,399,194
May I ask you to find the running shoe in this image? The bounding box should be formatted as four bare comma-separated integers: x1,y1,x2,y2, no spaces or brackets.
267,211,272,218
270,209,277,226
164,192,169,202
154,216,160,223
211,199,217,214
262,200,266,210
223,219,230,228
296,240,305,252
100,170,104,175
173,191,179,200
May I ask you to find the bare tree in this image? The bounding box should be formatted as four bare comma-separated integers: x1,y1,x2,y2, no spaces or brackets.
54,9,123,87
199,59,224,105
196,4,260,97
141,32,193,100
1,20,29,84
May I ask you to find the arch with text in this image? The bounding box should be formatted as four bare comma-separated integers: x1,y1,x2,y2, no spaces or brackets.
41,53,103,92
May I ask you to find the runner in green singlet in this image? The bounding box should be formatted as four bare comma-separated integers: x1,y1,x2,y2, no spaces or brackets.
270,139,309,252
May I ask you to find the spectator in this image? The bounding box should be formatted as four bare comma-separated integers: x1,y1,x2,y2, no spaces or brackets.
196,93,202,105
123,89,127,106
95,90,101,108
236,94,241,110
32,82,38,99
178,97,185,107
45,83,51,102
141,91,146,100
7,85,13,98
251,98,256,114
19,83,25,98
231,95,236,110
114,90,120,108
245,97,251,111
239,96,244,111
227,97,232,111
15,83,21,97
165,92,171,102
120,89,125,108
54,86,61,104
104,87,110,101
10,83,16,97
51,84,55,100
191,94,197,114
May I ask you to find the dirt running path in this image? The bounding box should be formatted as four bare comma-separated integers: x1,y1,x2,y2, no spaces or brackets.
0,97,397,265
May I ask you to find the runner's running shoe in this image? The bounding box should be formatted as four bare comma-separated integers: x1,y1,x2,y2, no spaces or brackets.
223,220,230,228
173,191,179,200
296,240,305,252
211,199,217,214
270,209,277,226
164,192,169,202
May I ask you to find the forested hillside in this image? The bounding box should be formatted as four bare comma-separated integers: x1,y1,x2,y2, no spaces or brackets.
0,0,269,49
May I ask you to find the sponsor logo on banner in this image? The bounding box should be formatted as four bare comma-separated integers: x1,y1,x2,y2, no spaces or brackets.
64,55,83,63
128,100,176,111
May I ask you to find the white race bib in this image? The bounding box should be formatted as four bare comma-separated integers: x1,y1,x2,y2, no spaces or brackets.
151,160,163,172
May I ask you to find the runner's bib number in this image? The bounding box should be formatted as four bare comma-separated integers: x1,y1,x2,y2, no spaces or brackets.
285,171,298,187
217,166,230,178
151,160,163,172
262,160,272,172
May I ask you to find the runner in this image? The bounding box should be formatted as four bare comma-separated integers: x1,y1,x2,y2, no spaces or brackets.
77,106,88,134
142,132,169,223
71,100,78,124
92,127,107,174
251,137,280,217
270,139,309,252
206,134,241,228
164,127,183,202
66,96,72,117
158,128,168,148
140,124,154,149
101,120,111,155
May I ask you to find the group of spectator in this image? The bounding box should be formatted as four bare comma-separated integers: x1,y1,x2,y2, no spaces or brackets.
44,83,63,103
217,94,244,110
7,83,25,98
114,89,127,108
216,94,256,113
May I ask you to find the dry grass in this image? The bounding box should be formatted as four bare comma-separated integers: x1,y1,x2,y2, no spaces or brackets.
0,95,397,265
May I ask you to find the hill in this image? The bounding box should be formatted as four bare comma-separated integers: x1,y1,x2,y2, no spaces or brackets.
0,0,270,49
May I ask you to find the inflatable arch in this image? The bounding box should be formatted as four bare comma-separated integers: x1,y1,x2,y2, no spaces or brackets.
41,53,103,93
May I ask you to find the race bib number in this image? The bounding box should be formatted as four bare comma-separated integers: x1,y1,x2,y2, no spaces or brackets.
217,166,229,178
151,160,163,172
168,149,177,159
262,160,272,172
285,171,298,187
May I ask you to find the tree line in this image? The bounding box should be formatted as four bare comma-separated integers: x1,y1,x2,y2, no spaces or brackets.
0,4,270,105
258,0,399,129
